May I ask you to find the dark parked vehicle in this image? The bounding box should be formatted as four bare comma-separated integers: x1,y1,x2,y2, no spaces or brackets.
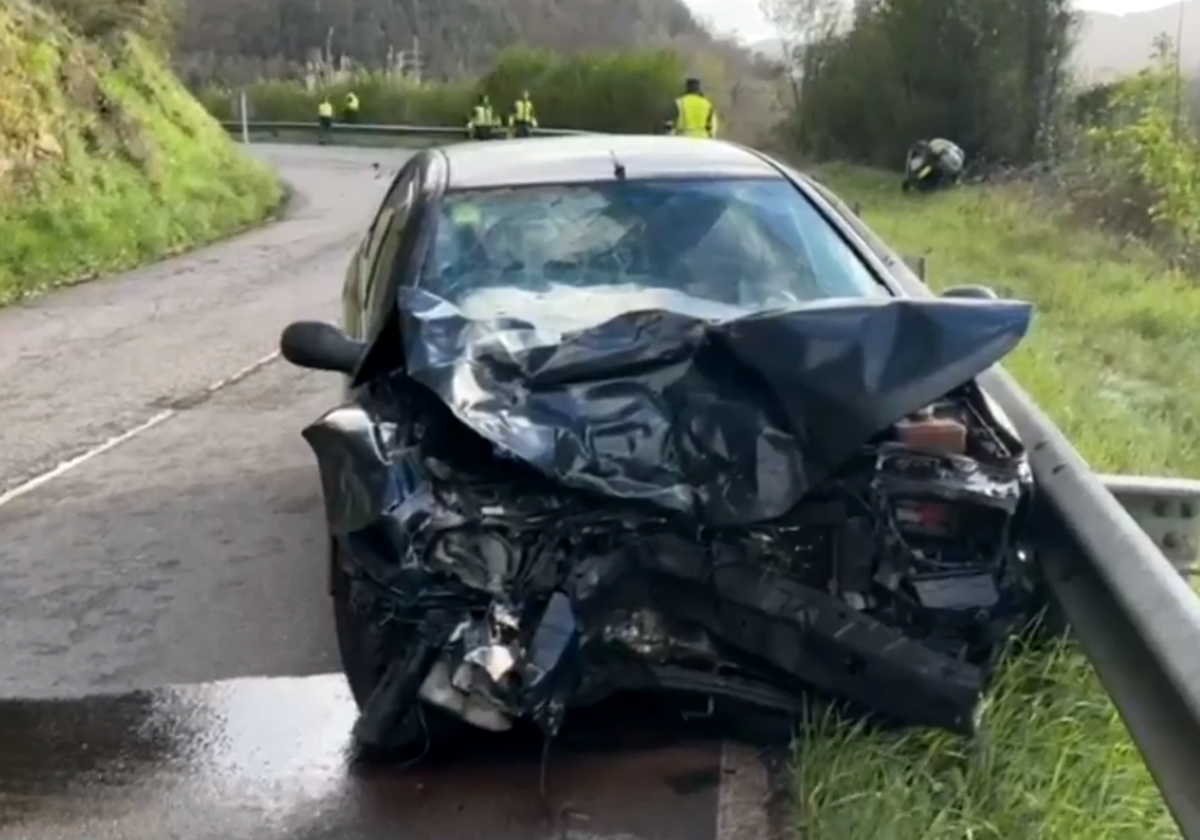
279,135,1038,751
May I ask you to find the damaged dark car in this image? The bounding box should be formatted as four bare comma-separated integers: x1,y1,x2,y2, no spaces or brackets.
279,135,1039,751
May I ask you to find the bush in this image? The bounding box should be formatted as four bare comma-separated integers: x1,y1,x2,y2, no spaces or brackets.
791,0,1074,168
33,0,177,46
1064,51,1200,258
244,73,477,126
205,45,687,134
481,46,684,132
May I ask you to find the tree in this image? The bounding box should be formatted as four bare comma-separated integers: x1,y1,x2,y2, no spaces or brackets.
789,0,1077,168
757,0,843,112
172,0,725,83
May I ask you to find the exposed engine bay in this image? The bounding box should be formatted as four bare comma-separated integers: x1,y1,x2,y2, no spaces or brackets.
307,293,1037,744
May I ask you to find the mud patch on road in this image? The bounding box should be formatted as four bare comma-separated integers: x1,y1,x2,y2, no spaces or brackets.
0,674,731,840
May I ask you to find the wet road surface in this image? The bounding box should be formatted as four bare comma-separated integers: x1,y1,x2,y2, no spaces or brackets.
0,144,796,838
0,675,791,840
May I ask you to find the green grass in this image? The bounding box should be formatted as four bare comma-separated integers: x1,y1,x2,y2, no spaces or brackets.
0,2,282,305
793,163,1196,839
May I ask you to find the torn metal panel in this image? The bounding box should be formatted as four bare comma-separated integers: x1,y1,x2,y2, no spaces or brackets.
395,289,1032,525
304,293,1038,744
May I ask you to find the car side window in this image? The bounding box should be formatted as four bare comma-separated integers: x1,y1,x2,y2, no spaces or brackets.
360,165,416,278
343,164,421,341
362,173,417,338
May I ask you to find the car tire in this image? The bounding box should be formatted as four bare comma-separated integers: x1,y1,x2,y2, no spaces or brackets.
330,544,384,709
329,541,464,753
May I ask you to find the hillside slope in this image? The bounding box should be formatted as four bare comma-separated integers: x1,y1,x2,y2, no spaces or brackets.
1075,0,1200,81
175,0,715,81
0,0,281,304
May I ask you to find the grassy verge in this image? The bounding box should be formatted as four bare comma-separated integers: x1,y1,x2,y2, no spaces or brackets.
794,163,1196,839
0,0,282,306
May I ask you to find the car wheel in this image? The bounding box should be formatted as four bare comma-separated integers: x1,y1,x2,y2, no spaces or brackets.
330,545,384,709
329,541,464,753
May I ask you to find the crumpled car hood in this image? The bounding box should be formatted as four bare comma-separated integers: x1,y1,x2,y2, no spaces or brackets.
396,285,1032,526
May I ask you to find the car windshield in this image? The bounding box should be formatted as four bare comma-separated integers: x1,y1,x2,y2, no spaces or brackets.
417,177,886,325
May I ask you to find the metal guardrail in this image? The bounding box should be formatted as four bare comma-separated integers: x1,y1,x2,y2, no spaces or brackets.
1101,474,1200,574
898,254,1200,577
870,246,1200,836
218,119,590,142
983,370,1200,836
226,127,1200,835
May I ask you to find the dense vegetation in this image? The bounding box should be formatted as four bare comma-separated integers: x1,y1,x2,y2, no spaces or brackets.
199,44,785,145
0,0,280,303
1069,49,1200,259
196,45,777,139
779,0,1200,260
173,0,785,143
792,0,1074,166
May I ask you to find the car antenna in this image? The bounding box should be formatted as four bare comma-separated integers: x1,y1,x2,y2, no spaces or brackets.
609,150,626,180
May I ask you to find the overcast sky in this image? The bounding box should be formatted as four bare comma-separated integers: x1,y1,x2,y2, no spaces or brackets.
684,0,1185,42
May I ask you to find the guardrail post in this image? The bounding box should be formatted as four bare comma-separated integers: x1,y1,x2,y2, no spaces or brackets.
1100,474,1200,577
903,254,926,279
239,91,250,145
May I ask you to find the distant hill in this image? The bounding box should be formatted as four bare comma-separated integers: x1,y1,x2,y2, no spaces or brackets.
176,0,723,82
1074,1,1199,81
747,1,1200,82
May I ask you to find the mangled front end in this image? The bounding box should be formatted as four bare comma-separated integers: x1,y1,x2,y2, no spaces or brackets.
306,293,1037,744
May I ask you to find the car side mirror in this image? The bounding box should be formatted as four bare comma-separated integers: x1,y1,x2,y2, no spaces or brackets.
941,284,998,300
280,321,365,374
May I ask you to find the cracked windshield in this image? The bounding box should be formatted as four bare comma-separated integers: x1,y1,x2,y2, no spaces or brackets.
2,0,1197,839
422,178,884,326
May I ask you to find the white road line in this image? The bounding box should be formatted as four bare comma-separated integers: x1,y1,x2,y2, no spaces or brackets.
203,350,281,395
716,741,781,840
715,739,772,840
0,350,280,509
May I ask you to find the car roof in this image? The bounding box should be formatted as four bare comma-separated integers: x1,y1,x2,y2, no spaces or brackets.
436,134,782,190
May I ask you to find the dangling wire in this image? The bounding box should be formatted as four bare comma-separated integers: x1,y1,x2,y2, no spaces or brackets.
392,704,432,770
538,732,553,799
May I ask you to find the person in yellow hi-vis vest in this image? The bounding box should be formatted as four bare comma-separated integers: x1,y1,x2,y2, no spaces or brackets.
509,90,537,138
466,94,498,141
669,77,718,139
317,98,334,145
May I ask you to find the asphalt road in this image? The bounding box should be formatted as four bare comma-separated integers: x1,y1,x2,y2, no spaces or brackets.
0,145,399,694
0,143,794,840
